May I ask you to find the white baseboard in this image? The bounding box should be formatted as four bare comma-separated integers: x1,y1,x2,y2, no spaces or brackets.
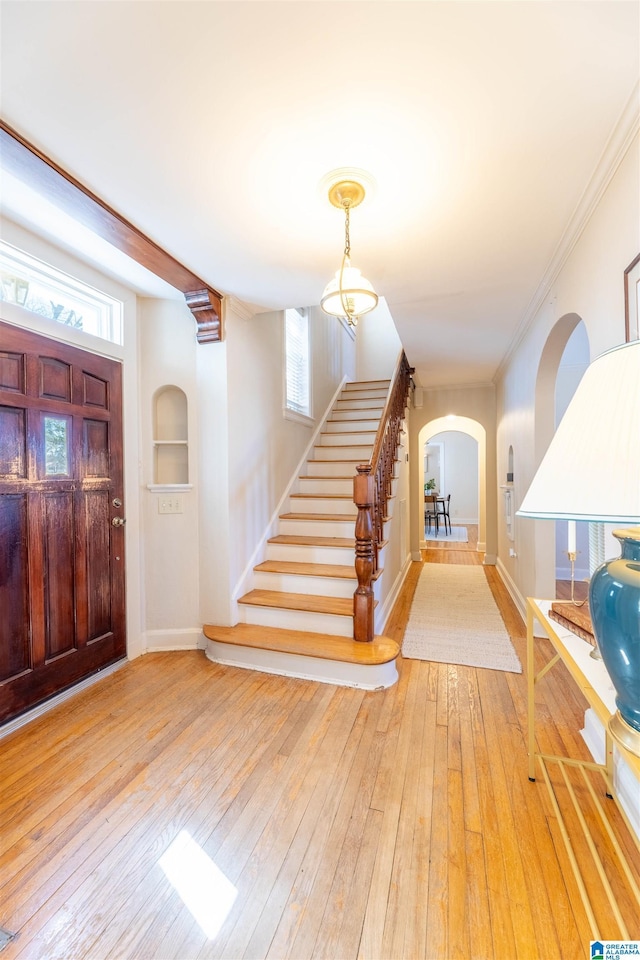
145,628,205,652
377,552,412,635
581,708,639,839
495,557,526,624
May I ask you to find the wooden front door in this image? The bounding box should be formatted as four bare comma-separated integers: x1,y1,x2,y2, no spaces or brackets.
0,321,126,724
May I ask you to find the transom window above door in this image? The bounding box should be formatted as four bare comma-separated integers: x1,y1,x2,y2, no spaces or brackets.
0,240,123,345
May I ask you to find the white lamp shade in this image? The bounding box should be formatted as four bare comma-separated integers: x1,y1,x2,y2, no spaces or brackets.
320,263,378,320
517,339,640,523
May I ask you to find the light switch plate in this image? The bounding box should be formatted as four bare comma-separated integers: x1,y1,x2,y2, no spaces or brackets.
158,496,183,514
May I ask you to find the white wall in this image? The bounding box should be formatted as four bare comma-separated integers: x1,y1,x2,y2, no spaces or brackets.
496,132,640,610
356,298,402,381
554,322,590,580
139,298,203,649
225,303,356,607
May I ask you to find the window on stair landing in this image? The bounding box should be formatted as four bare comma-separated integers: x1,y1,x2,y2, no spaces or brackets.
284,307,311,422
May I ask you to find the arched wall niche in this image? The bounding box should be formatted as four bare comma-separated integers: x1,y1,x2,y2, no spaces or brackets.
417,416,487,557
153,385,189,485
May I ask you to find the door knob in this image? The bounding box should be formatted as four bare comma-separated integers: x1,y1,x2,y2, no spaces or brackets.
112,517,126,527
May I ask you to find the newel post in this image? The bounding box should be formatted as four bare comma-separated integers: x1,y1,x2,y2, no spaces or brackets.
353,464,375,643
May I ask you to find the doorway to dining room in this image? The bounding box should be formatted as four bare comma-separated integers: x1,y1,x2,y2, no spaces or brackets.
418,416,485,555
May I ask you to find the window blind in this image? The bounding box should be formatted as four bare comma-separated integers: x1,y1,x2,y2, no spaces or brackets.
285,308,310,416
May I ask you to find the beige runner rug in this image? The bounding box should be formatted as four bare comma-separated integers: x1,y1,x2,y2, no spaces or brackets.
402,563,522,672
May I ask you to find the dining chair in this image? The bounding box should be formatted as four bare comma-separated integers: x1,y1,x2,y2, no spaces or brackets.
424,495,439,535
436,494,452,535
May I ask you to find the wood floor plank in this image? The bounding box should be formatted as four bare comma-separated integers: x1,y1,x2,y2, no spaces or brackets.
2,526,638,960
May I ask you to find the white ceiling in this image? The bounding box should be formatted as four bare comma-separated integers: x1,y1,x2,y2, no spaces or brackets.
1,1,638,387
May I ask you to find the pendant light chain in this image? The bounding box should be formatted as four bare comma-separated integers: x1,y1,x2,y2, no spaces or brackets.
343,200,351,258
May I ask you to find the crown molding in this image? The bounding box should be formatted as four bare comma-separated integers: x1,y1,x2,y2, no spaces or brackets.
495,80,640,383
226,297,256,323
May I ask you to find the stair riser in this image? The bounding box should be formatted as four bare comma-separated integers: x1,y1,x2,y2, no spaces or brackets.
266,543,355,564
279,518,355,537
312,446,372,461
253,571,357,598
343,381,389,391
334,398,386,411
318,433,376,447
289,497,356,515
325,419,380,433
302,461,362,477
330,408,385,421
339,388,388,400
239,605,353,637
297,477,353,495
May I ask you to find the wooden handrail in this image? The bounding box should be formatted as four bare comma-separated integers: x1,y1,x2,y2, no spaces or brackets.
353,351,412,642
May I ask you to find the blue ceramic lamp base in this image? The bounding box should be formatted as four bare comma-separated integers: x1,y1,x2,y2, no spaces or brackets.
590,527,640,759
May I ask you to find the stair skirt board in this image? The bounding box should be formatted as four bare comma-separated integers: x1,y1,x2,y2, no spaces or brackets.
204,641,399,690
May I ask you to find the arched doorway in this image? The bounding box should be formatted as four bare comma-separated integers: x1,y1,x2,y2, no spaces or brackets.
417,416,487,556
533,314,590,598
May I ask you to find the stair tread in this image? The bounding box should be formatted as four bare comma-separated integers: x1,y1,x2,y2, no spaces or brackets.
254,560,357,579
203,623,399,665
280,512,355,522
268,534,355,547
239,589,363,616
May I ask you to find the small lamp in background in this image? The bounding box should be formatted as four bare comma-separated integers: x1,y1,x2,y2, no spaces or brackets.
517,339,640,756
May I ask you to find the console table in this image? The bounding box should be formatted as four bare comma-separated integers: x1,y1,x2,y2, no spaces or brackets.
526,598,640,940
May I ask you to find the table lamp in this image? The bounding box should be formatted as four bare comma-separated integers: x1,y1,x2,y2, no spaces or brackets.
517,339,640,756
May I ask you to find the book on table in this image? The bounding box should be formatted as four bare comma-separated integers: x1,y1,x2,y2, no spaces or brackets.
549,599,596,648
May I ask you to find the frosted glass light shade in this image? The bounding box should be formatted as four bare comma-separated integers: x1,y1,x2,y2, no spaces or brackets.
320,263,378,320
517,340,640,523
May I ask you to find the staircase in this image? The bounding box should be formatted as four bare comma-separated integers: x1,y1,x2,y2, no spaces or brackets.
203,380,401,689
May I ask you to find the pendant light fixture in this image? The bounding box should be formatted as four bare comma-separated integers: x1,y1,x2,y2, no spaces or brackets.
320,179,378,327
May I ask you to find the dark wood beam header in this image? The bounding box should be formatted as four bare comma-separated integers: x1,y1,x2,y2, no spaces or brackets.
0,120,223,343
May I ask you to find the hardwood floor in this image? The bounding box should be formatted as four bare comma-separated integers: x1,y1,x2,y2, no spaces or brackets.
1,529,638,959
